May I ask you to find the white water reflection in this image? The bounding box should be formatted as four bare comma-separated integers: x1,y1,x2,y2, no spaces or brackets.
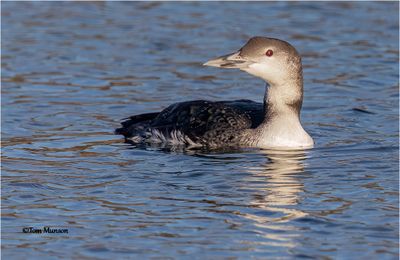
241,150,308,248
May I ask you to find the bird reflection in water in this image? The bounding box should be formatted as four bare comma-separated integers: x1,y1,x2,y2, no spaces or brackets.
240,149,309,247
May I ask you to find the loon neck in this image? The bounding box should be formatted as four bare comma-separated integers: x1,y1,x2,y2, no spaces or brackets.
254,79,313,149
263,79,303,122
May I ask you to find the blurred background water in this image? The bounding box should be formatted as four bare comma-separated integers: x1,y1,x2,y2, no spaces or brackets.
1,2,399,259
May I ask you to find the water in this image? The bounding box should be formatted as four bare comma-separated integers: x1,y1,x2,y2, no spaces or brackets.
1,2,399,259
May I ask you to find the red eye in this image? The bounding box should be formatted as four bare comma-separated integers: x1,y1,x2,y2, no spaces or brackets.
265,49,273,57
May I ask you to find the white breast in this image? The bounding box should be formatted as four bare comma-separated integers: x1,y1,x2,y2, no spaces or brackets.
256,117,314,149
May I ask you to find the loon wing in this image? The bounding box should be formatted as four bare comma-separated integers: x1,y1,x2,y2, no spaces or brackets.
116,99,264,145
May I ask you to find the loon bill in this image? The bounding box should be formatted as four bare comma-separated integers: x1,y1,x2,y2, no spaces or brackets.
115,36,314,149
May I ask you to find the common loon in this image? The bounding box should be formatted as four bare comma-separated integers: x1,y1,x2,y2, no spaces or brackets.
115,36,314,149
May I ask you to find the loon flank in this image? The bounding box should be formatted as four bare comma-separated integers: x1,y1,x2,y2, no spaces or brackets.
115,36,314,149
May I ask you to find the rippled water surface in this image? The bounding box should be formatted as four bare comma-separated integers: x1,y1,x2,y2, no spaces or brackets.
2,2,399,259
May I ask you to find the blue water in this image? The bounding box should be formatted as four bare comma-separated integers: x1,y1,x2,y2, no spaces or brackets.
2,2,399,259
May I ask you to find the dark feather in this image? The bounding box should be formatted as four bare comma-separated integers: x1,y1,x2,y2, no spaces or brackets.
115,99,264,145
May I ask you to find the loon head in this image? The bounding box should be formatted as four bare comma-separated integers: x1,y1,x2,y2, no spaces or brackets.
204,36,302,86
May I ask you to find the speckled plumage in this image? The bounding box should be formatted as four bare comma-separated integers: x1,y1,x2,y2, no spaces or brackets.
115,100,264,147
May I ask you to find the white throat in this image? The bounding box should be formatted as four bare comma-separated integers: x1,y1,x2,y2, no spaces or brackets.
256,82,314,149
